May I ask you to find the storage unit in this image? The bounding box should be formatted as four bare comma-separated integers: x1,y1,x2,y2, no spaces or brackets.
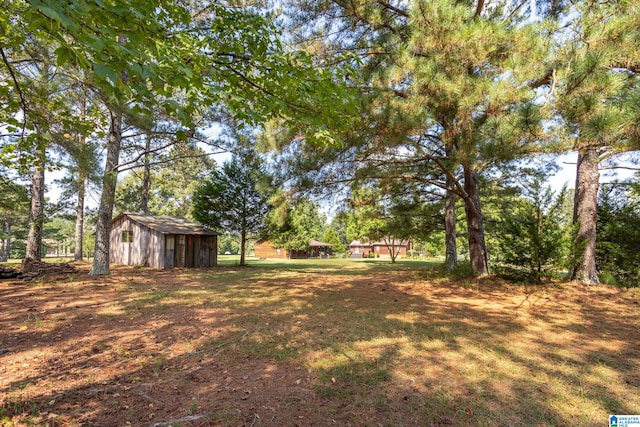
110,213,218,268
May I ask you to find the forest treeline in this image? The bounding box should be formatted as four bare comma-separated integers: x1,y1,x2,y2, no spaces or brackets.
1,0,638,285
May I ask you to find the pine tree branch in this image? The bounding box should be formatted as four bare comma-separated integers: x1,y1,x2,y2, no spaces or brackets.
376,1,409,18
0,45,28,139
502,0,528,22
117,150,228,173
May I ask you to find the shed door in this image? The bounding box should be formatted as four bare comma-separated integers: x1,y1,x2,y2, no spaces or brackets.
122,230,133,265
165,235,175,269
176,235,186,268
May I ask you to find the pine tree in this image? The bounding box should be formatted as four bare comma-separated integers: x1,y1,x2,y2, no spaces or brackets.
322,227,346,254
494,179,572,281
279,0,549,275
192,151,271,266
553,0,640,284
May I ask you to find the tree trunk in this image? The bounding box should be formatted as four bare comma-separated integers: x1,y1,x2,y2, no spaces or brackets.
445,174,458,271
571,148,600,284
23,150,46,273
240,227,246,266
384,238,399,263
462,165,489,276
74,170,85,261
5,223,11,262
0,223,7,262
89,109,122,276
74,91,88,262
140,133,151,213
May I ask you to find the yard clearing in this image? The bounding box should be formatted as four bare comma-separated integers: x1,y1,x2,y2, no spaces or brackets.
1,258,639,426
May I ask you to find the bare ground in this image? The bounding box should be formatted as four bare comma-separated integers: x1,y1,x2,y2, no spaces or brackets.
1,261,639,426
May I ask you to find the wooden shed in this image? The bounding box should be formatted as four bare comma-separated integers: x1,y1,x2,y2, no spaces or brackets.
110,213,218,269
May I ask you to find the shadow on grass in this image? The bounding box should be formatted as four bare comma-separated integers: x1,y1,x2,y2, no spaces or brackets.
0,261,638,426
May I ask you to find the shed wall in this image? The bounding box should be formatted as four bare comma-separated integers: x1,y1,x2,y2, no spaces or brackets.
110,217,133,265
169,234,217,267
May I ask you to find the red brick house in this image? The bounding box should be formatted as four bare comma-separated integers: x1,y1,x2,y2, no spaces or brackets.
254,239,333,259
348,239,411,259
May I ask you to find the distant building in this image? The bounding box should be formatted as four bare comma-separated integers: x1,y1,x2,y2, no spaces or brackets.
254,239,333,259
110,213,218,269
348,239,411,258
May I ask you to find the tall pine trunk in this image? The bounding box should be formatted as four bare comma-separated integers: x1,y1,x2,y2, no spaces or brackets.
74,170,85,261
0,231,4,262
462,165,489,276
0,223,8,262
89,109,122,276
445,174,457,271
571,148,600,284
23,149,46,272
140,133,151,213
74,92,88,261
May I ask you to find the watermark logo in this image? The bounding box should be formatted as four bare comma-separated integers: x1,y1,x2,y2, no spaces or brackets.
610,415,640,427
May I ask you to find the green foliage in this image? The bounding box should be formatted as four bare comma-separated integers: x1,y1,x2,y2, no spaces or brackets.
321,227,345,253
2,0,356,179
116,143,214,219
438,260,474,280
218,233,241,255
329,211,350,249
345,185,441,251
274,0,549,276
493,179,572,281
554,0,640,155
0,178,29,261
597,185,640,287
413,233,446,258
43,216,75,256
192,152,271,240
81,209,97,260
266,197,326,251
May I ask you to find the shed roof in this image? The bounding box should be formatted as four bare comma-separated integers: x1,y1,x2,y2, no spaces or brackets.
113,213,218,236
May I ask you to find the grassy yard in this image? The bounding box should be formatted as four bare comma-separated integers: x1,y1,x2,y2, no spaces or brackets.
0,258,638,426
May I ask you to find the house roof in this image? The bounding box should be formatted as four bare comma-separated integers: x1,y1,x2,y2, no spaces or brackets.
309,240,333,247
349,239,409,247
113,213,218,236
256,239,332,247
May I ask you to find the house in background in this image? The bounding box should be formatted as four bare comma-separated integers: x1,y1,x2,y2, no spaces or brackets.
254,239,333,259
110,213,218,269
349,239,411,259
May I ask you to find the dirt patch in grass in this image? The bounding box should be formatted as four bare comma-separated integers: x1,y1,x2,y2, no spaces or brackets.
1,260,639,426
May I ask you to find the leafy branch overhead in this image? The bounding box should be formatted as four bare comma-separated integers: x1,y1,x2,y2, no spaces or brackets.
2,0,357,168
